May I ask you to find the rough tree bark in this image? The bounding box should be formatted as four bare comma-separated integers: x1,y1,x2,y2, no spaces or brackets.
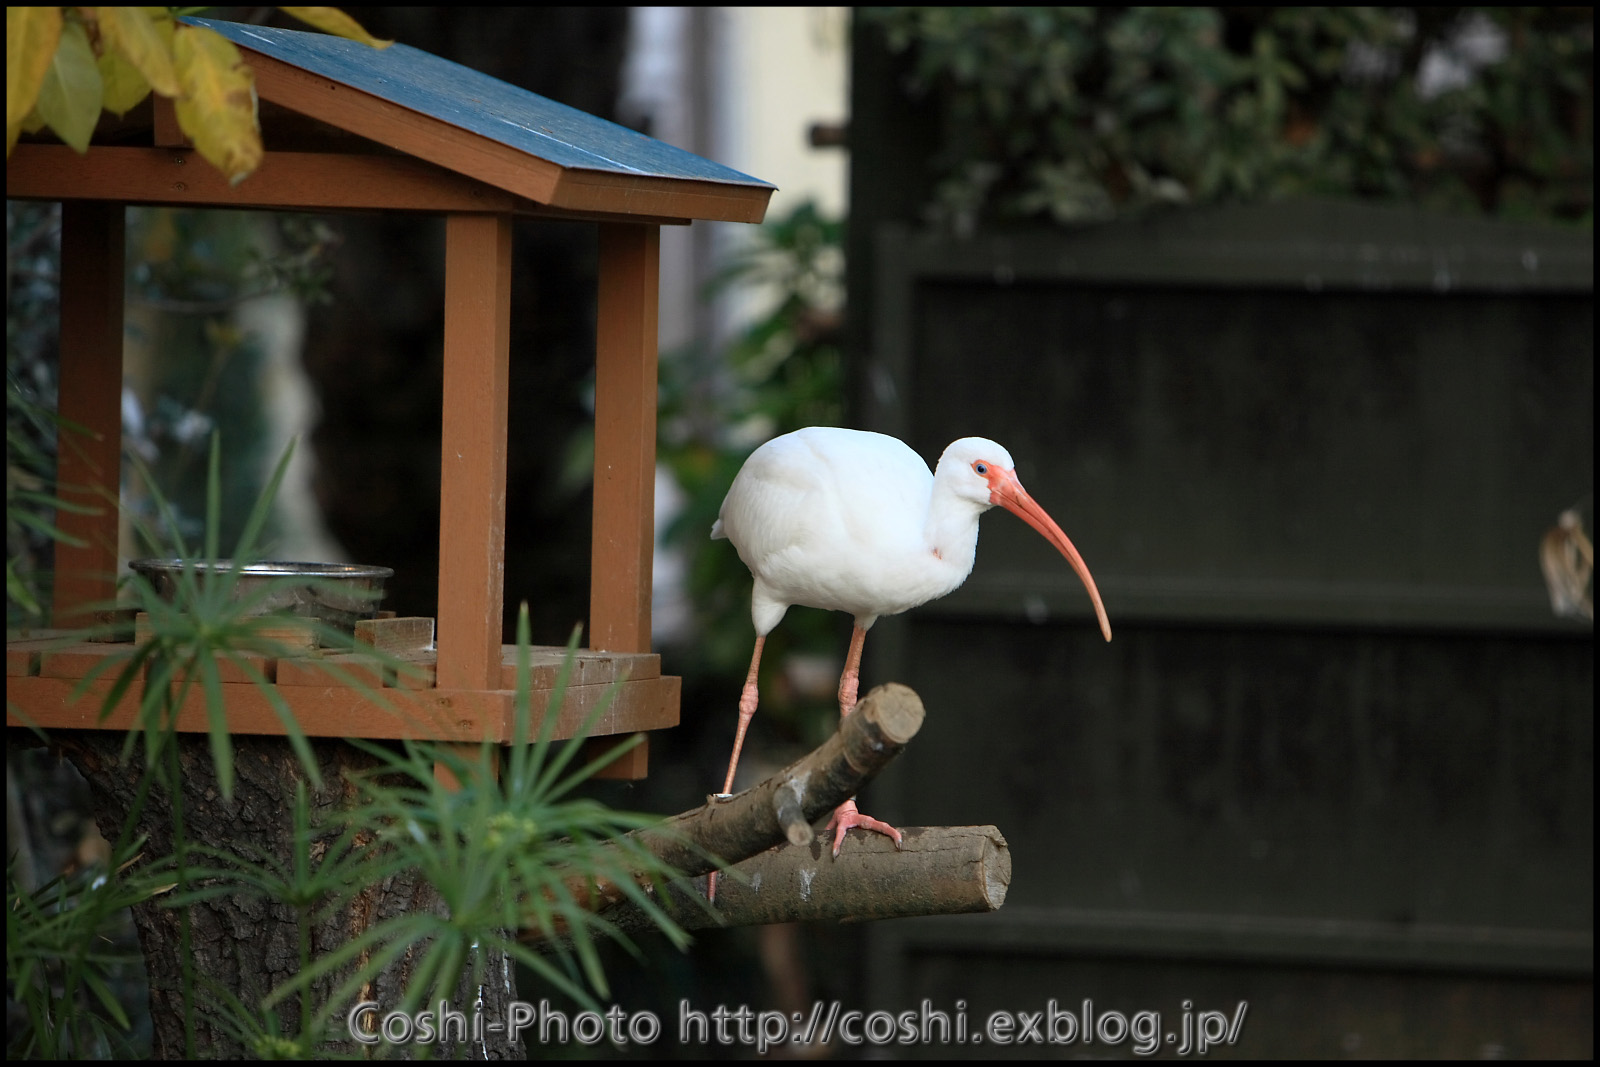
57,733,522,1060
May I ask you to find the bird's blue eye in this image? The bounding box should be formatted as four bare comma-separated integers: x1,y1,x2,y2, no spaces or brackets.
973,462,988,475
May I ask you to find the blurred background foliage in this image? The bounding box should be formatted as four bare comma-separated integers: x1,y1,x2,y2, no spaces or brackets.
121,208,339,554
6,202,67,621
863,6,1593,232
6,202,341,627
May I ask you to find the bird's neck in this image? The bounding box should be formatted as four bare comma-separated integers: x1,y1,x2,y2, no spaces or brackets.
923,489,987,574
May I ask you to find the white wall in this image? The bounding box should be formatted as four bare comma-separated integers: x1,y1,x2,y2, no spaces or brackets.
622,7,849,350
718,6,850,221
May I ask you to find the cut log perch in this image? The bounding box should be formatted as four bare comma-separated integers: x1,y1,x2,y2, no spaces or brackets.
710,825,1012,924
538,682,924,925
668,679,925,873
530,683,1014,940
542,826,1009,949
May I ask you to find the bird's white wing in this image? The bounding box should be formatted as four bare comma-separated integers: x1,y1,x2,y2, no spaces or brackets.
717,432,836,566
718,428,933,587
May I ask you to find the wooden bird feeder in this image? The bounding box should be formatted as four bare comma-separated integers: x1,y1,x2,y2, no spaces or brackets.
5,18,775,779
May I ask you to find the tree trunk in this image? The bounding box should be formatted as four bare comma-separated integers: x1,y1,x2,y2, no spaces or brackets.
58,733,522,1059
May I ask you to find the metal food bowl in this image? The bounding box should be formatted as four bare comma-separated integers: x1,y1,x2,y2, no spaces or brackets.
127,560,393,633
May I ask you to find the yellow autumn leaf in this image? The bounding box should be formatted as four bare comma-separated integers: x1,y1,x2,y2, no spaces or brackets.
7,5,63,155
97,47,152,117
278,7,392,49
96,6,180,98
34,18,103,154
173,24,262,184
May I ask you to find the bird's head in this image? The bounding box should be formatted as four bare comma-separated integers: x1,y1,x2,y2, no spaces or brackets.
938,437,1017,508
937,437,1113,642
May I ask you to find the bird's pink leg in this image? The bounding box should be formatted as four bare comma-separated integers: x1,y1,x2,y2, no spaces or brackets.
721,635,765,794
836,623,865,715
825,625,903,858
711,636,766,903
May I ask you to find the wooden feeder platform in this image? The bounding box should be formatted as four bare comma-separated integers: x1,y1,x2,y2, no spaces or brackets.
7,626,677,778
5,17,774,778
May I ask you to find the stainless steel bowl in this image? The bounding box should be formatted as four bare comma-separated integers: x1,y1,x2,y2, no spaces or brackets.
127,560,393,632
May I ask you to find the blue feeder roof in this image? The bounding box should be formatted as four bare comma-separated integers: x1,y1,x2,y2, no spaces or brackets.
183,17,775,223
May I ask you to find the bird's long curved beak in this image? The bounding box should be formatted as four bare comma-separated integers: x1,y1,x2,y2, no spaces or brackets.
991,471,1113,641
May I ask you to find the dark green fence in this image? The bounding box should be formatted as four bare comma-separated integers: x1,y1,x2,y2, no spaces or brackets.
853,202,1592,1058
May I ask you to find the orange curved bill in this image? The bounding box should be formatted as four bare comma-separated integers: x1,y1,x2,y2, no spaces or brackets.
990,471,1112,641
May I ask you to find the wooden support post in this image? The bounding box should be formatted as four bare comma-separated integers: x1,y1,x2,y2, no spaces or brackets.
436,212,513,786
52,202,125,627
437,212,513,691
152,93,186,147
590,223,660,654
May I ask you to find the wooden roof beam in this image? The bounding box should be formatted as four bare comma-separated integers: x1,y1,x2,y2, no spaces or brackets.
5,145,695,224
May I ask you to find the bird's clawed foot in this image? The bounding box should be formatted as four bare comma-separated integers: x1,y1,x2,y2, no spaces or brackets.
824,798,903,858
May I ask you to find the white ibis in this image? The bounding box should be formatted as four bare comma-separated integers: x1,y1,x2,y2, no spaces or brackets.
710,426,1112,870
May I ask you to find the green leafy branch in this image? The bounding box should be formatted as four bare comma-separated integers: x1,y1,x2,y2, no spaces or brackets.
867,7,1593,229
